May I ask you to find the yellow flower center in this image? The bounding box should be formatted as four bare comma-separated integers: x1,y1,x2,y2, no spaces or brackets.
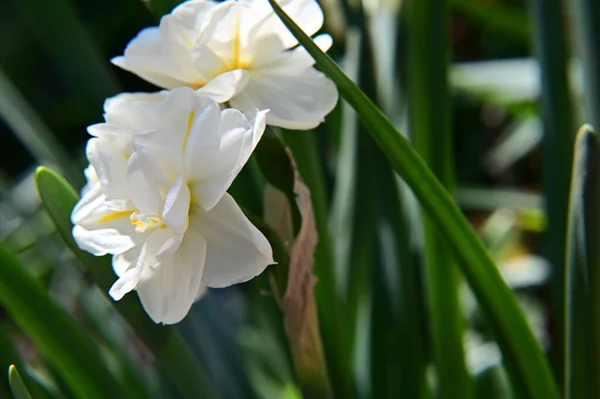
130,211,165,233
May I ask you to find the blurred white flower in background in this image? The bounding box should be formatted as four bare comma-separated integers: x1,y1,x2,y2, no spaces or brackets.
71,87,273,324
112,0,338,129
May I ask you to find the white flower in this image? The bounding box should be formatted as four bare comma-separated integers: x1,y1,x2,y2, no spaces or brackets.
71,87,274,324
112,0,338,130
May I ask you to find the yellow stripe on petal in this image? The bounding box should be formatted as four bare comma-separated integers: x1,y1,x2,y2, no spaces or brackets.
233,8,241,69
182,110,196,152
98,211,132,224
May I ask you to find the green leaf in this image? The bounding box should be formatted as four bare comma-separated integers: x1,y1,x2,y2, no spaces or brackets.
0,326,56,399
0,245,125,399
145,0,184,18
565,125,600,399
530,0,576,381
449,0,530,43
267,2,559,398
573,0,600,130
0,69,80,186
8,366,33,399
14,0,119,116
408,0,472,397
35,167,220,399
254,128,302,235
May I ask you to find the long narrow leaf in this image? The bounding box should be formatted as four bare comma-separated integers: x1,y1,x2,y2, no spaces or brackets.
0,69,79,186
8,366,33,399
573,0,600,130
407,0,471,397
35,167,220,399
529,0,576,381
0,245,125,399
267,2,559,398
565,125,600,399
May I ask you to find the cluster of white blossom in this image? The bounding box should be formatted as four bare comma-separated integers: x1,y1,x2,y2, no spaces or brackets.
71,0,337,324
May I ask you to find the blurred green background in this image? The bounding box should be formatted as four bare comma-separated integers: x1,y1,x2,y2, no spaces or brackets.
0,0,595,398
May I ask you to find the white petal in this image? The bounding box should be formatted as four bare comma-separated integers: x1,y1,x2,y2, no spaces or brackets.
195,69,250,103
189,193,273,288
71,182,105,225
103,91,169,132
73,225,136,256
112,27,202,89
149,233,185,269
109,243,148,300
162,176,191,233
71,191,137,243
231,68,338,129
126,152,162,214
244,0,324,49
134,89,221,180
162,0,217,46
86,138,130,199
136,230,207,324
113,245,143,277
190,109,267,210
252,34,333,73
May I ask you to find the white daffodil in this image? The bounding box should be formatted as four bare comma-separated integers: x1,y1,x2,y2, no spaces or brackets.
71,87,274,324
112,0,338,129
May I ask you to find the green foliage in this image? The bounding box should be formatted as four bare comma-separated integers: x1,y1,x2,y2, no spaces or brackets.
268,1,559,398
0,244,126,399
1,0,595,398
34,167,219,399
565,125,600,399
8,366,33,399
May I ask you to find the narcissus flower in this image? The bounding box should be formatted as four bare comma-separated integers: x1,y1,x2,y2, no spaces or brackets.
71,87,273,324
112,0,338,129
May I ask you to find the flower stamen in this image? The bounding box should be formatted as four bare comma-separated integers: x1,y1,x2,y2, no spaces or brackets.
130,211,163,233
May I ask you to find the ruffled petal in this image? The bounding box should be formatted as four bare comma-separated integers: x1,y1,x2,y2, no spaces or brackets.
126,151,162,214
136,230,207,324
73,225,136,256
162,176,191,233
86,138,130,199
190,109,266,210
112,245,143,277
109,243,148,300
162,0,217,46
189,193,273,288
195,69,250,103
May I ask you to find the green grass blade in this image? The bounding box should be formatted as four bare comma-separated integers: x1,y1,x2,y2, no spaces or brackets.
0,326,57,399
35,167,220,399
0,246,125,399
407,0,471,397
254,129,302,235
529,0,576,382
327,27,362,399
573,0,600,130
14,0,119,115
0,69,79,186
565,125,600,399
450,0,530,43
8,366,33,399
267,2,559,397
